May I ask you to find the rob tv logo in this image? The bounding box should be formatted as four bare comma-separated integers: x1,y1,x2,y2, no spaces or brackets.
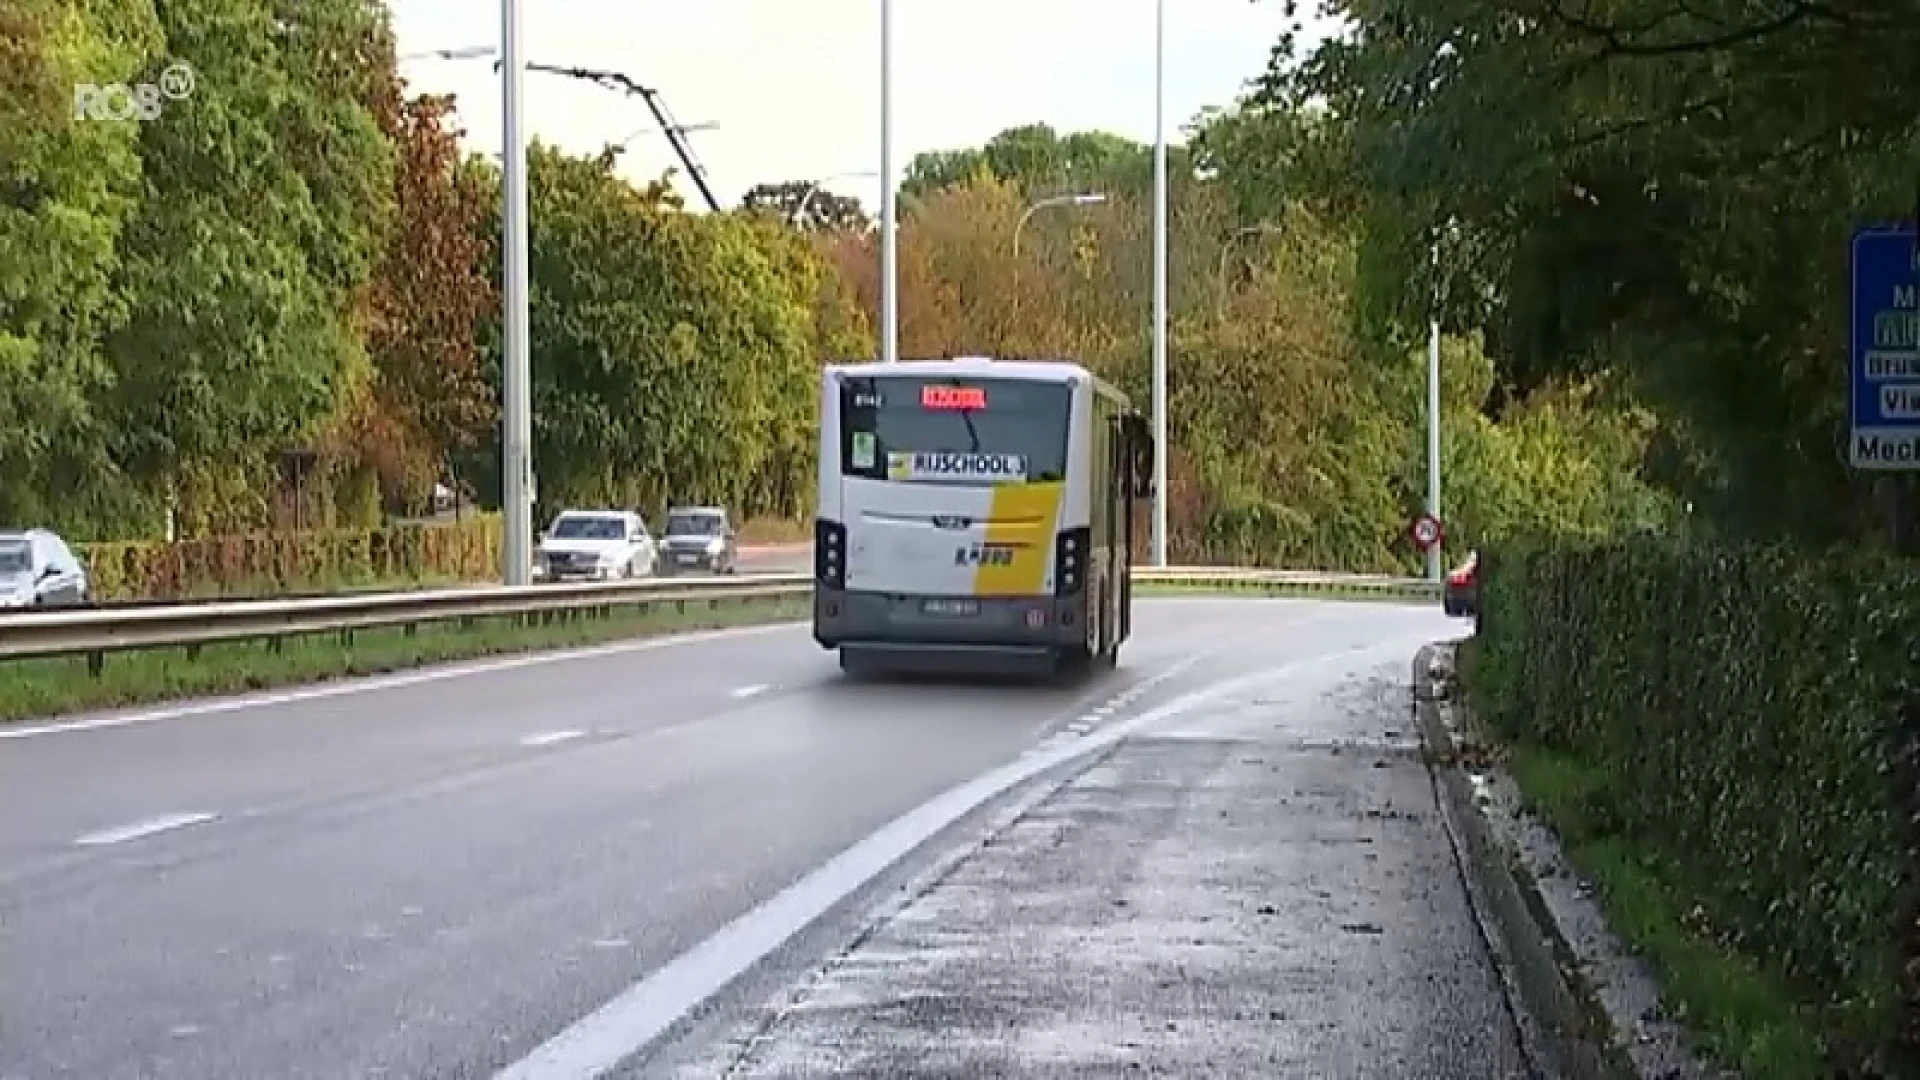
73,62,195,122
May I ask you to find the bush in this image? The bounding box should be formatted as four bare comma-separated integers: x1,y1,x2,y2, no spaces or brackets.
1472,537,1919,1074
74,515,504,600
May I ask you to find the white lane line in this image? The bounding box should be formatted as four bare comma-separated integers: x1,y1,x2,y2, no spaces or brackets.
519,730,585,748
729,684,770,700
75,811,219,847
496,649,1433,1080
0,621,804,741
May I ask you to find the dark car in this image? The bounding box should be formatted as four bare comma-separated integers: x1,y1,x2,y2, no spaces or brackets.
659,506,737,574
1442,549,1478,617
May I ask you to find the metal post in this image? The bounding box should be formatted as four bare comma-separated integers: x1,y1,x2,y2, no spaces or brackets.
1425,233,1443,582
879,0,898,363
1150,0,1169,567
1011,193,1106,349
500,0,533,585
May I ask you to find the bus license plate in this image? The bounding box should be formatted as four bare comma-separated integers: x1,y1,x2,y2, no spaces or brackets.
922,598,979,617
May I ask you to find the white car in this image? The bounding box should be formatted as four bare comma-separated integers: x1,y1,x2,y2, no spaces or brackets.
536,510,657,581
0,528,91,608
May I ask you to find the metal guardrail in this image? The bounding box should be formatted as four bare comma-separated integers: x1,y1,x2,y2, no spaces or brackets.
0,568,1438,665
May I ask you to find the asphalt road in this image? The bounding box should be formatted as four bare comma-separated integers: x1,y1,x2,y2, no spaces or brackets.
0,597,1510,1080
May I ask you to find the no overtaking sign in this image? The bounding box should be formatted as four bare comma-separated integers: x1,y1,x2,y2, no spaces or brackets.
1411,513,1443,552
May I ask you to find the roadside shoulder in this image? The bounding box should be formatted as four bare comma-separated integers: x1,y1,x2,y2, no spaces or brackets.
662,647,1536,1078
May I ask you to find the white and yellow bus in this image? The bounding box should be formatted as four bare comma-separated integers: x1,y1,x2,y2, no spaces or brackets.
812,357,1154,674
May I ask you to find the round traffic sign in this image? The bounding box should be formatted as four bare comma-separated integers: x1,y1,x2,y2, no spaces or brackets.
1411,513,1444,551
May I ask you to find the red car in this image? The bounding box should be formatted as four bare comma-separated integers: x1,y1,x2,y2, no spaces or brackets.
1443,550,1478,617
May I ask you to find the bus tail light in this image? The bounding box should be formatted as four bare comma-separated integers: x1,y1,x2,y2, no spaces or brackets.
1054,527,1090,596
816,519,846,588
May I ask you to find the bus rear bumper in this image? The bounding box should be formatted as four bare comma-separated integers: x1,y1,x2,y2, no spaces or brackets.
813,587,1085,652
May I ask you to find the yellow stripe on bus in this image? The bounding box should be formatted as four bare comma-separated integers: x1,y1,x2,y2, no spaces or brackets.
974,481,1063,596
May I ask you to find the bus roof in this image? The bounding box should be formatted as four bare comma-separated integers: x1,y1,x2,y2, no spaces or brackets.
824,357,1131,406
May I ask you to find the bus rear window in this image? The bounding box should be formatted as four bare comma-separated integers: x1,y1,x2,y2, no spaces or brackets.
839,376,1070,484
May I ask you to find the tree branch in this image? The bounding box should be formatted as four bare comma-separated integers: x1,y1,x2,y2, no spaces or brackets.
1539,92,1733,159
1539,0,1852,57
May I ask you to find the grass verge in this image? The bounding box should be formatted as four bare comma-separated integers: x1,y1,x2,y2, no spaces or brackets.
0,592,810,723
736,517,811,546
104,571,473,605
1507,744,1829,1079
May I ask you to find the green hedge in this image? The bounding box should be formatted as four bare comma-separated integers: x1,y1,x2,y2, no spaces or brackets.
1471,537,1919,1074
74,515,504,600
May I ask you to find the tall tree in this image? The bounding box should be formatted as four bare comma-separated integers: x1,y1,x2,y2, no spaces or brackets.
0,0,161,533
1279,0,1919,544
106,0,394,534
466,144,851,520
354,91,497,511
902,124,1163,200
741,180,869,233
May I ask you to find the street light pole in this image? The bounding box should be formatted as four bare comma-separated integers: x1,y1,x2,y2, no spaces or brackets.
794,170,880,227
398,45,495,61
500,0,533,585
1010,192,1107,351
879,0,898,363
1425,226,1444,582
1012,192,1108,261
1150,0,1169,567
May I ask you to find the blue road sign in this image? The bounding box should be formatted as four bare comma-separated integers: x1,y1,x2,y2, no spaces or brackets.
1851,226,1920,469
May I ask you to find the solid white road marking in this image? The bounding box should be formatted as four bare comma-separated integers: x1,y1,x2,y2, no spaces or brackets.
496,649,1422,1080
0,621,804,741
74,811,219,847
520,730,586,748
729,684,770,699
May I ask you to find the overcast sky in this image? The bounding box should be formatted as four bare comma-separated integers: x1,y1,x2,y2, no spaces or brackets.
388,0,1336,210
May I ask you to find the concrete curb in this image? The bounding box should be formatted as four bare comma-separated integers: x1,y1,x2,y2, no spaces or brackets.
1412,641,1723,1080
1140,577,1439,604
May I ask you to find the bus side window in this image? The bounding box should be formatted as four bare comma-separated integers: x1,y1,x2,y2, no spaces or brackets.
840,379,881,477
1124,415,1154,498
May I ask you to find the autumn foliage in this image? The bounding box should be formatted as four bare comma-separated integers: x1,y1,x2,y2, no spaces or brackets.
8,4,1675,579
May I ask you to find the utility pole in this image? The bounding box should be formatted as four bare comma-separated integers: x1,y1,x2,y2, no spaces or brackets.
1150,0,1169,566
525,63,720,213
879,0,898,363
500,0,533,585
1426,227,1444,582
